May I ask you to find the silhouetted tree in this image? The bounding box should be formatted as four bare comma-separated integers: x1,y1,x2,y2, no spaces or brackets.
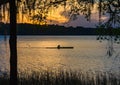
95,0,120,57
9,0,17,85
0,0,17,85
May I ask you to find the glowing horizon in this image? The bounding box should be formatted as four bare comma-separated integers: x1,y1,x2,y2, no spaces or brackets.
0,2,109,27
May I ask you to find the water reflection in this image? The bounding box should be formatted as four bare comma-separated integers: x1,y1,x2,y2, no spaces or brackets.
107,36,115,57
18,47,72,73
17,36,120,73
0,36,120,75
97,35,120,57
0,36,9,75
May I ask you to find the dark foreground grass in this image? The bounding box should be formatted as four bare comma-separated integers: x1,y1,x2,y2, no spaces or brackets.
0,77,9,85
0,70,120,85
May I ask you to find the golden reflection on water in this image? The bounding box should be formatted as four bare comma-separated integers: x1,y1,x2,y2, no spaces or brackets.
17,36,120,74
18,40,69,73
0,36,120,75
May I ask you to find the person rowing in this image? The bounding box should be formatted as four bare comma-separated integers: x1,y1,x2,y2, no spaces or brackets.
57,45,60,49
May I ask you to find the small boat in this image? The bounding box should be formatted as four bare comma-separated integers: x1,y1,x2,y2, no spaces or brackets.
46,45,74,49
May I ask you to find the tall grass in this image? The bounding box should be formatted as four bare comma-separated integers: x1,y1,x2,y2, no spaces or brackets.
0,77,9,85
0,70,120,85
17,70,120,85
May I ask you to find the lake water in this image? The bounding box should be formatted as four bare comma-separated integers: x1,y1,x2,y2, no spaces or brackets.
0,36,120,75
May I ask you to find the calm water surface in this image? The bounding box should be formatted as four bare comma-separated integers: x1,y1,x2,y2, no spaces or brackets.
0,36,120,75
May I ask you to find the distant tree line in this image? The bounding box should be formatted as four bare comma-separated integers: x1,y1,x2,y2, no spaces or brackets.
0,23,120,35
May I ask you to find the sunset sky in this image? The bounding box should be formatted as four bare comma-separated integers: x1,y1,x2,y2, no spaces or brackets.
0,1,111,28
46,4,108,28
17,5,107,28
18,2,109,28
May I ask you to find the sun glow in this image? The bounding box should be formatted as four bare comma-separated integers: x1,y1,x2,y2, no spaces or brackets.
0,1,109,27
47,6,68,24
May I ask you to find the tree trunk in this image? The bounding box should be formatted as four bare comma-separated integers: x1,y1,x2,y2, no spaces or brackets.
9,0,17,85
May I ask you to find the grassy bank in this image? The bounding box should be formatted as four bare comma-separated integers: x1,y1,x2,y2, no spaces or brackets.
0,70,120,85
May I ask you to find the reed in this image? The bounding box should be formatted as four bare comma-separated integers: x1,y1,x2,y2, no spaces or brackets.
0,77,9,85
0,70,120,85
